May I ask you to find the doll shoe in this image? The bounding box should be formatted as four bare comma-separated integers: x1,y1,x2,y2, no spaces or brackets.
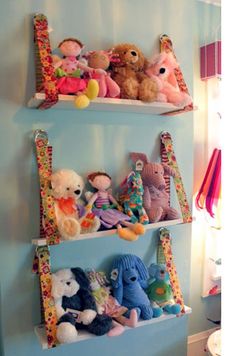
117,227,139,241
74,94,90,109
132,222,145,235
84,79,99,100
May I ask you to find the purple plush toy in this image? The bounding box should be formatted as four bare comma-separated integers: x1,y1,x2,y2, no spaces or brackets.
130,153,180,223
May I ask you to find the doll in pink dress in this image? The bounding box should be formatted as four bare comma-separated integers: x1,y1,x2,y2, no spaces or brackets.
85,171,145,241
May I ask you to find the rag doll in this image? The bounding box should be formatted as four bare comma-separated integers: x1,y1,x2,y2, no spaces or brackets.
85,171,145,241
53,38,106,108
87,270,138,336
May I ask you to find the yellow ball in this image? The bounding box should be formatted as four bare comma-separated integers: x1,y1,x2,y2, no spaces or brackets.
74,95,90,109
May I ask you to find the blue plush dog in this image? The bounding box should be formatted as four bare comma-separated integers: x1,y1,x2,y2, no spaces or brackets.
110,254,161,320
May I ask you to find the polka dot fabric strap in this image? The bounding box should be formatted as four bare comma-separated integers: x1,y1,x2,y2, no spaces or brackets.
159,228,185,313
37,246,58,348
34,130,60,245
33,14,58,109
160,131,192,223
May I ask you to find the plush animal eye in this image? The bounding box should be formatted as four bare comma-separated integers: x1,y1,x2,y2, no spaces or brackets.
66,187,70,190
159,67,166,74
123,51,127,54
155,171,158,174
66,281,71,286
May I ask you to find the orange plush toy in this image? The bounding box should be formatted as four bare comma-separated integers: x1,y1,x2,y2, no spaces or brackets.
110,43,158,102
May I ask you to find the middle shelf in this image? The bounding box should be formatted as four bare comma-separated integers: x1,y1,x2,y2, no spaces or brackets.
32,218,184,246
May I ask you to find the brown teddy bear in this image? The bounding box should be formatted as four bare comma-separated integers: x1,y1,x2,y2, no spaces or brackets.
110,43,158,102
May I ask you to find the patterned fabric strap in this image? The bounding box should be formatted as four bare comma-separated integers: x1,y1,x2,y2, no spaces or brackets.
159,228,185,313
34,129,60,245
37,246,58,348
160,131,192,223
159,34,193,115
33,14,58,109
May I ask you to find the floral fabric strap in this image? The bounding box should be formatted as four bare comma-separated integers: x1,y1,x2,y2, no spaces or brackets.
34,129,60,245
37,245,58,348
160,131,192,223
33,14,58,109
159,228,185,313
159,34,193,115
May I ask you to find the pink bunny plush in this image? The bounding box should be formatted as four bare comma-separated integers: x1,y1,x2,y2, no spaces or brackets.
130,152,180,223
145,52,192,107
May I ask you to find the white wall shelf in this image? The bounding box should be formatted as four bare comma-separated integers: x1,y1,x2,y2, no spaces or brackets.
35,306,192,350
32,218,184,246
28,93,185,115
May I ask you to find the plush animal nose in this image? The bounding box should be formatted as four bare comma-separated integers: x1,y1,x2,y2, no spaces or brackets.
160,270,165,274
66,281,71,286
131,51,137,56
74,189,81,195
159,67,166,74
130,277,136,281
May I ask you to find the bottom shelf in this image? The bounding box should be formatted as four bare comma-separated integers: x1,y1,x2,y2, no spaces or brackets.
35,306,192,349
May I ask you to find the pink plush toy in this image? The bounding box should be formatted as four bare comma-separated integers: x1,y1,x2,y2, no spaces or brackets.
130,153,180,223
85,50,120,98
145,52,192,107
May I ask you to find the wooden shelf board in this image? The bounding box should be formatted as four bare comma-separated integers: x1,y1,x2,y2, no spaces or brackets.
32,218,184,246
28,93,185,115
35,305,192,349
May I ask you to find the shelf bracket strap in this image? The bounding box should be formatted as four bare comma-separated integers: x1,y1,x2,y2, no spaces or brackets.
159,228,185,313
34,129,60,245
160,131,192,223
37,245,58,348
33,13,58,109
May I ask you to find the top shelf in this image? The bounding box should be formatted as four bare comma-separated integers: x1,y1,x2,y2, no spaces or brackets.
28,93,186,115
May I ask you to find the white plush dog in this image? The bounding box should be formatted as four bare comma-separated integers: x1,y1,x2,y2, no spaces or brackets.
51,169,100,240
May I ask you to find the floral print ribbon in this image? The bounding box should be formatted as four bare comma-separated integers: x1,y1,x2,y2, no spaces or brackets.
37,245,58,348
33,14,58,109
160,131,192,223
159,228,185,313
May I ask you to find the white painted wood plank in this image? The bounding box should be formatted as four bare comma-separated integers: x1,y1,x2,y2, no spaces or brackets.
35,306,192,349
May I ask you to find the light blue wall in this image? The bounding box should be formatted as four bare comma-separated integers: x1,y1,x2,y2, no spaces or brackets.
0,1,195,355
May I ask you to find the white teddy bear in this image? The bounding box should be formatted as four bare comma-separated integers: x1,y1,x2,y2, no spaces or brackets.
51,169,100,240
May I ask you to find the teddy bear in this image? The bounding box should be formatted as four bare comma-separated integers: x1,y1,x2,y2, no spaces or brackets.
130,153,180,223
51,169,100,240
85,50,120,98
147,263,181,315
145,51,192,107
110,43,158,102
51,268,113,344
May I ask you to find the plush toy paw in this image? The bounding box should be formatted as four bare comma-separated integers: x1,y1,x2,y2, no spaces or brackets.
152,307,163,318
56,322,78,344
79,309,97,325
132,222,145,235
164,303,181,315
107,321,125,337
117,227,139,241
138,78,158,102
123,308,138,327
84,79,99,100
59,218,81,239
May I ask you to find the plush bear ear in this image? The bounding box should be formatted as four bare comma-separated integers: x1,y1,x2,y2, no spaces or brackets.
71,267,90,290
135,256,149,281
162,163,176,177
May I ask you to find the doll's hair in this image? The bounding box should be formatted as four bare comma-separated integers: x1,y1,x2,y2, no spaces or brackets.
87,171,111,182
58,37,84,49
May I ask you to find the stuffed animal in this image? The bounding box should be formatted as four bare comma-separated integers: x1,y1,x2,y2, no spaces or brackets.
130,153,180,223
53,38,106,108
147,263,181,315
85,50,120,98
87,270,138,337
51,268,113,344
110,43,158,102
85,171,145,241
110,254,162,320
145,52,192,107
118,171,149,225
51,169,100,240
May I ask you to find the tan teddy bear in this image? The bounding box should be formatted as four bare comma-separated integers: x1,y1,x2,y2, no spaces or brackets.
110,43,158,102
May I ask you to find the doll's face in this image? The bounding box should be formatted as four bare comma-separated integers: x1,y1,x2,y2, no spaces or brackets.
59,40,82,57
90,175,111,191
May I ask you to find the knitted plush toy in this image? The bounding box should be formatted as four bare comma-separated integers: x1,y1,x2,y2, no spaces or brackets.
145,52,192,107
118,171,149,225
147,263,181,315
130,153,180,223
51,268,113,344
87,270,138,337
53,38,105,108
110,254,162,320
110,43,158,102
85,50,120,98
85,171,145,241
51,169,100,240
